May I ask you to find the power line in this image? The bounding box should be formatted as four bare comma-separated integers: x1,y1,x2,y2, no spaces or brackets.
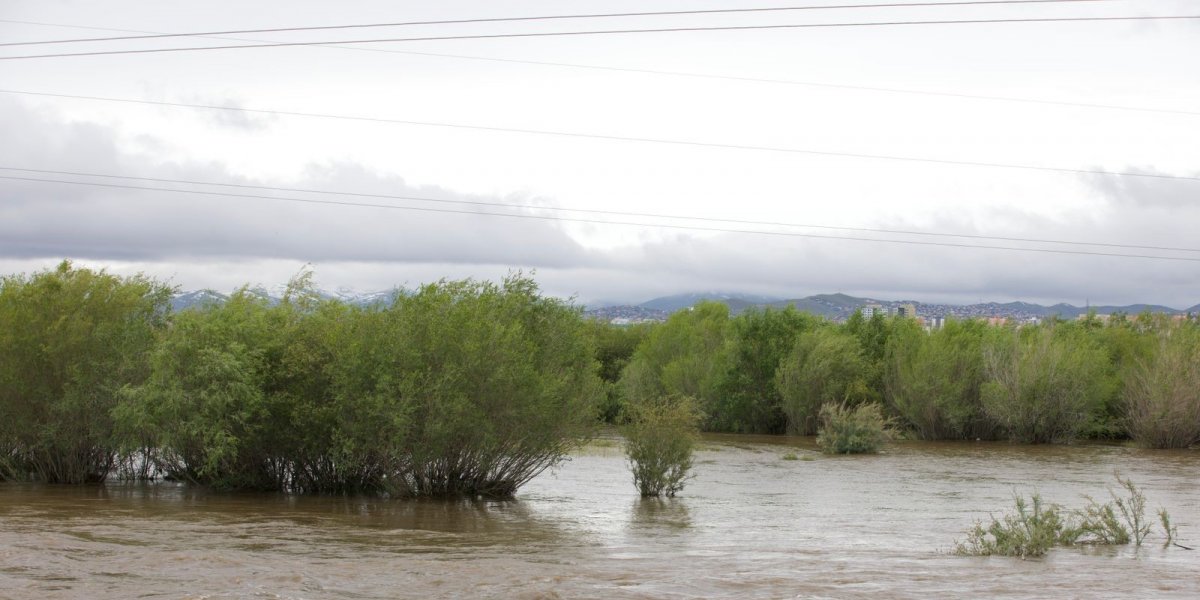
4,165,1198,254
3,15,1198,61
3,18,1193,118
0,1,1118,47
3,89,1197,183
4,174,1197,262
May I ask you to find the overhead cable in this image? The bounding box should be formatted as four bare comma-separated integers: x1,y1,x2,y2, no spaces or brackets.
4,175,1199,262
2,18,1193,117
2,89,1196,183
3,15,1198,61
0,1,1119,47
3,165,1198,253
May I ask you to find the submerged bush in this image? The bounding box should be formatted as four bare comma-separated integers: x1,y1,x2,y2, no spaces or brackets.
956,474,1171,557
1075,473,1150,546
956,493,1071,558
815,402,894,454
622,395,702,497
1124,327,1200,449
0,261,170,483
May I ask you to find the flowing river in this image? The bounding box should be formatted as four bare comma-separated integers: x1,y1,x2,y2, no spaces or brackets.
1,436,1197,599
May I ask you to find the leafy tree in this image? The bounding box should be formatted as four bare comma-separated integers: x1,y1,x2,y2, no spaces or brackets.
709,307,822,433
587,320,656,423
621,302,730,424
117,287,284,490
981,324,1112,444
886,318,994,440
776,327,871,435
368,275,604,497
0,261,171,483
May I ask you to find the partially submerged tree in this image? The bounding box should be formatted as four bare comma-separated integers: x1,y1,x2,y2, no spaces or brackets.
0,261,171,483
623,394,702,497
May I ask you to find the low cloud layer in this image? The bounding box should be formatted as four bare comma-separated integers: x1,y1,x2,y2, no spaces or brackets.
2,98,1197,309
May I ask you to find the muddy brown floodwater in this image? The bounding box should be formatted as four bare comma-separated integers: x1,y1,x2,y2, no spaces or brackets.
1,436,1198,599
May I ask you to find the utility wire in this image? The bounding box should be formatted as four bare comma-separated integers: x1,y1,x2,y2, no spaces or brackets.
3,18,1193,118
3,15,1197,61
3,89,1196,183
0,1,1118,47
4,165,1198,254
5,174,1197,262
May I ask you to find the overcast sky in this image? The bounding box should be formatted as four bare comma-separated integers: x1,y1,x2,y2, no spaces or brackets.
1,0,1198,307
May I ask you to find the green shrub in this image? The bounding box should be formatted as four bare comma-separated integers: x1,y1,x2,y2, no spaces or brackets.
1065,475,1152,547
337,275,604,498
886,319,995,440
776,328,871,435
708,308,821,434
981,325,1111,443
957,474,1170,558
815,402,894,454
120,273,602,497
0,261,171,483
1123,327,1200,448
622,395,702,497
955,493,1071,558
621,302,729,430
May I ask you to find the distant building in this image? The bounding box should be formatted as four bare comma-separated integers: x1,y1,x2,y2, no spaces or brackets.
861,303,884,319
895,303,917,318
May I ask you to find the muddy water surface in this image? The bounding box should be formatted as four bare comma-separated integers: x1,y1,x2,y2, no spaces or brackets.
1,437,1197,599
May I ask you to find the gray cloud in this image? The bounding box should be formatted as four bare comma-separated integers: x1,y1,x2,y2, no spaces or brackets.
0,98,594,267
2,98,1197,309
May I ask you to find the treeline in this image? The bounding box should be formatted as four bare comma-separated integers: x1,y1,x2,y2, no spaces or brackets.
0,263,601,494
603,301,1200,448
2,264,1196,494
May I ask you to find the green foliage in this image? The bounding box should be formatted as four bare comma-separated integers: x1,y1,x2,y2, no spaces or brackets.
955,493,1071,558
587,320,656,424
957,474,1171,558
622,395,702,497
815,402,894,454
1123,325,1200,448
0,261,171,483
120,273,602,497
621,302,729,424
367,276,604,497
886,318,995,440
980,324,1112,443
1075,473,1157,547
1159,509,1179,548
776,327,871,435
709,307,821,434
117,275,354,491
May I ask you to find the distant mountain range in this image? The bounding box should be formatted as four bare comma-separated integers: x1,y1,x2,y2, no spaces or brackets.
583,292,1198,323
170,288,398,312
172,288,1197,323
